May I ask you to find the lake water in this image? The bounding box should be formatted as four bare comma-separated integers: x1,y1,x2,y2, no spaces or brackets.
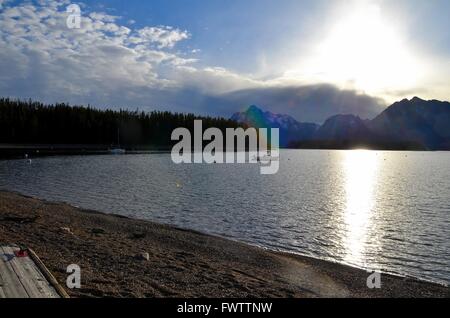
0,150,449,285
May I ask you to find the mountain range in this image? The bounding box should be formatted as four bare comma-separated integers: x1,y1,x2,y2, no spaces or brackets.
231,97,450,150
231,105,318,147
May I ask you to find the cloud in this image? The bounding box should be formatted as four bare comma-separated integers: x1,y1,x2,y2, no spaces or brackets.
0,1,190,98
89,12,118,23
129,26,190,49
0,0,387,123
199,84,386,123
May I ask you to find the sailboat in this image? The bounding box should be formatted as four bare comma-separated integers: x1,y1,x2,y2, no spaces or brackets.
109,128,126,155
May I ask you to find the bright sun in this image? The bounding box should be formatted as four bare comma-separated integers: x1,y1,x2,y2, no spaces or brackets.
287,3,426,97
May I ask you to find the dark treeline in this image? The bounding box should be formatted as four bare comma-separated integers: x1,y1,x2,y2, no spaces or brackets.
0,98,242,148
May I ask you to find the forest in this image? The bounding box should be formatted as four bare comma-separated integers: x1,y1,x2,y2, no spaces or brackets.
0,98,241,149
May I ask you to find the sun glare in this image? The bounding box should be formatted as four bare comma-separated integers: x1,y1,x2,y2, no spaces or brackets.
287,2,426,97
342,150,379,266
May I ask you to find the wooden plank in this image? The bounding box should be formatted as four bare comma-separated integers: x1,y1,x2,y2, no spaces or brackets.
2,246,50,298
0,286,6,298
28,248,68,298
1,246,38,298
1,246,63,298
0,247,29,298
0,269,7,298
18,251,60,298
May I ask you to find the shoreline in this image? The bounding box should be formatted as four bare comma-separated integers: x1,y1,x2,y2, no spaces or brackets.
0,145,172,160
0,190,448,298
1,145,449,160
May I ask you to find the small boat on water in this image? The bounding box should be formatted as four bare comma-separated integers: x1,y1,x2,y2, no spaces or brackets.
252,152,279,163
260,155,279,162
109,148,126,155
109,128,126,155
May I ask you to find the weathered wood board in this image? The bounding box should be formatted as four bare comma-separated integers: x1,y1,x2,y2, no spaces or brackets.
0,246,61,298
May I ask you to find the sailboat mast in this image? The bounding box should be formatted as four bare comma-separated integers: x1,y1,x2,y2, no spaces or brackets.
117,127,120,147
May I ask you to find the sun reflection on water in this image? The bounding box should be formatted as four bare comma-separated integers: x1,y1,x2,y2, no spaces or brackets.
342,150,379,266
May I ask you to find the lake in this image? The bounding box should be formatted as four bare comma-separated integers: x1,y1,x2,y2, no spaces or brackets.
0,150,449,285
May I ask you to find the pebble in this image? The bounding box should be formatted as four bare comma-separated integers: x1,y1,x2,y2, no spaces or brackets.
136,252,150,261
60,227,73,235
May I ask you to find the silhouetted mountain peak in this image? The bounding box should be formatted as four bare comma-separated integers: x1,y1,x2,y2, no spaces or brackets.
230,98,450,150
411,96,425,103
370,97,450,149
324,114,363,125
247,105,262,113
396,96,426,107
315,114,371,140
231,105,319,147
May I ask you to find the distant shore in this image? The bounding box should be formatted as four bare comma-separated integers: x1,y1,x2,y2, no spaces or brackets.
1,144,449,161
0,191,448,298
0,144,172,159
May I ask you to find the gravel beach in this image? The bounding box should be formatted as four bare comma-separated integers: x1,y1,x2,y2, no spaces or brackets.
0,191,448,298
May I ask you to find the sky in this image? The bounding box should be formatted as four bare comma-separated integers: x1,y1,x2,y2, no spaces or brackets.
0,0,449,123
